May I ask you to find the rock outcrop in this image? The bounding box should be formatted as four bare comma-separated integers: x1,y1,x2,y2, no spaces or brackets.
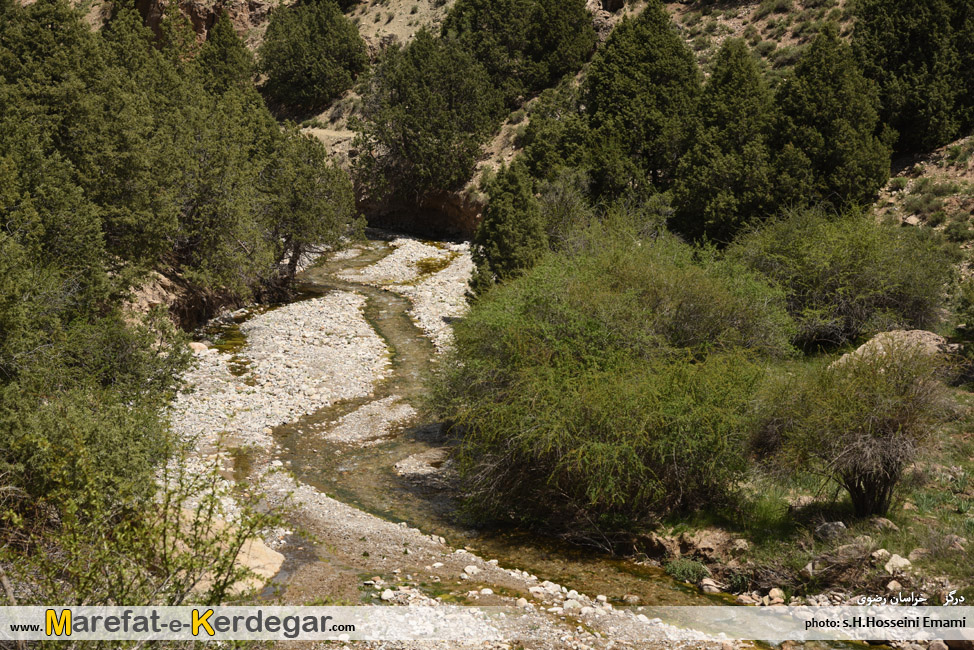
831,329,961,368
135,0,287,48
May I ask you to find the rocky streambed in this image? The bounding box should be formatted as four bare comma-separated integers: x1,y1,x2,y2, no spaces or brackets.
170,232,747,650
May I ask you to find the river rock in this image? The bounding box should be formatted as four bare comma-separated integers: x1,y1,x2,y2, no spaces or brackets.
831,330,960,369
699,578,721,594
884,554,911,574
815,521,847,540
678,528,732,562
870,517,899,532
908,548,930,562
730,538,749,557
945,640,974,650
638,531,681,559
380,589,395,601
464,565,481,576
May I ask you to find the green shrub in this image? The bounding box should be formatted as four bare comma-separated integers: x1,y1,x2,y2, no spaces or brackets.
888,176,909,191
259,0,367,111
727,210,953,351
665,558,711,583
752,342,952,516
944,219,974,243
3,460,280,612
902,191,943,218
429,231,793,536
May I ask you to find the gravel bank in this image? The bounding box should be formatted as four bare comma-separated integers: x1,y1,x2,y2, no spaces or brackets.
395,250,473,352
339,238,454,285
169,291,391,508
318,395,417,446
336,235,473,352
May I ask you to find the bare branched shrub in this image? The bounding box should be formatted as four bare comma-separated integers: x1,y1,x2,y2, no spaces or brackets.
753,342,953,516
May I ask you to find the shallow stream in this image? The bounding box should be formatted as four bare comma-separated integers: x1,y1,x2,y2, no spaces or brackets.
204,234,852,647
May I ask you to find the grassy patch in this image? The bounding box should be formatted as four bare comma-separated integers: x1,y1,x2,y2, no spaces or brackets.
665,558,711,583
414,253,457,276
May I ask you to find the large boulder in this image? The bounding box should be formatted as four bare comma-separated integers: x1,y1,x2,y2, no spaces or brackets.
831,330,959,368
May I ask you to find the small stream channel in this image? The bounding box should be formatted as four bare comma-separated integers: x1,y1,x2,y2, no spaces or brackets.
204,234,854,648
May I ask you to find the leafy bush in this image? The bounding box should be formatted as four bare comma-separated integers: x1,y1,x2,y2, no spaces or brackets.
752,343,952,516
665,558,711,583
3,461,280,612
727,210,953,351
259,0,367,111
429,231,794,536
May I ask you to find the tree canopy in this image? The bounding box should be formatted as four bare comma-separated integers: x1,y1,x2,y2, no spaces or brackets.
259,0,367,111
354,29,503,206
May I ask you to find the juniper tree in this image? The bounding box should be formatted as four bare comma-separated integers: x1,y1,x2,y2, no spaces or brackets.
672,39,775,243
259,0,367,111
470,161,548,295
774,25,891,210
354,29,503,206
584,2,701,196
853,0,965,153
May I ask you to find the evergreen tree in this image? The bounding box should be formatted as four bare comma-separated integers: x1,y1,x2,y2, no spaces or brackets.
672,39,775,243
774,25,891,210
853,0,965,153
526,0,596,91
259,0,367,111
442,0,595,105
470,161,548,295
197,11,254,93
957,0,974,135
584,2,701,196
262,126,358,281
354,29,503,206
520,82,592,184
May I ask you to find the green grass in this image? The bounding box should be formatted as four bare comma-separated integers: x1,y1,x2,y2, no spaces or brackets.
665,559,711,583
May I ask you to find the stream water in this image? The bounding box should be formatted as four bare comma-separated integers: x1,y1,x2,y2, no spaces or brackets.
255,237,721,608
206,235,852,647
